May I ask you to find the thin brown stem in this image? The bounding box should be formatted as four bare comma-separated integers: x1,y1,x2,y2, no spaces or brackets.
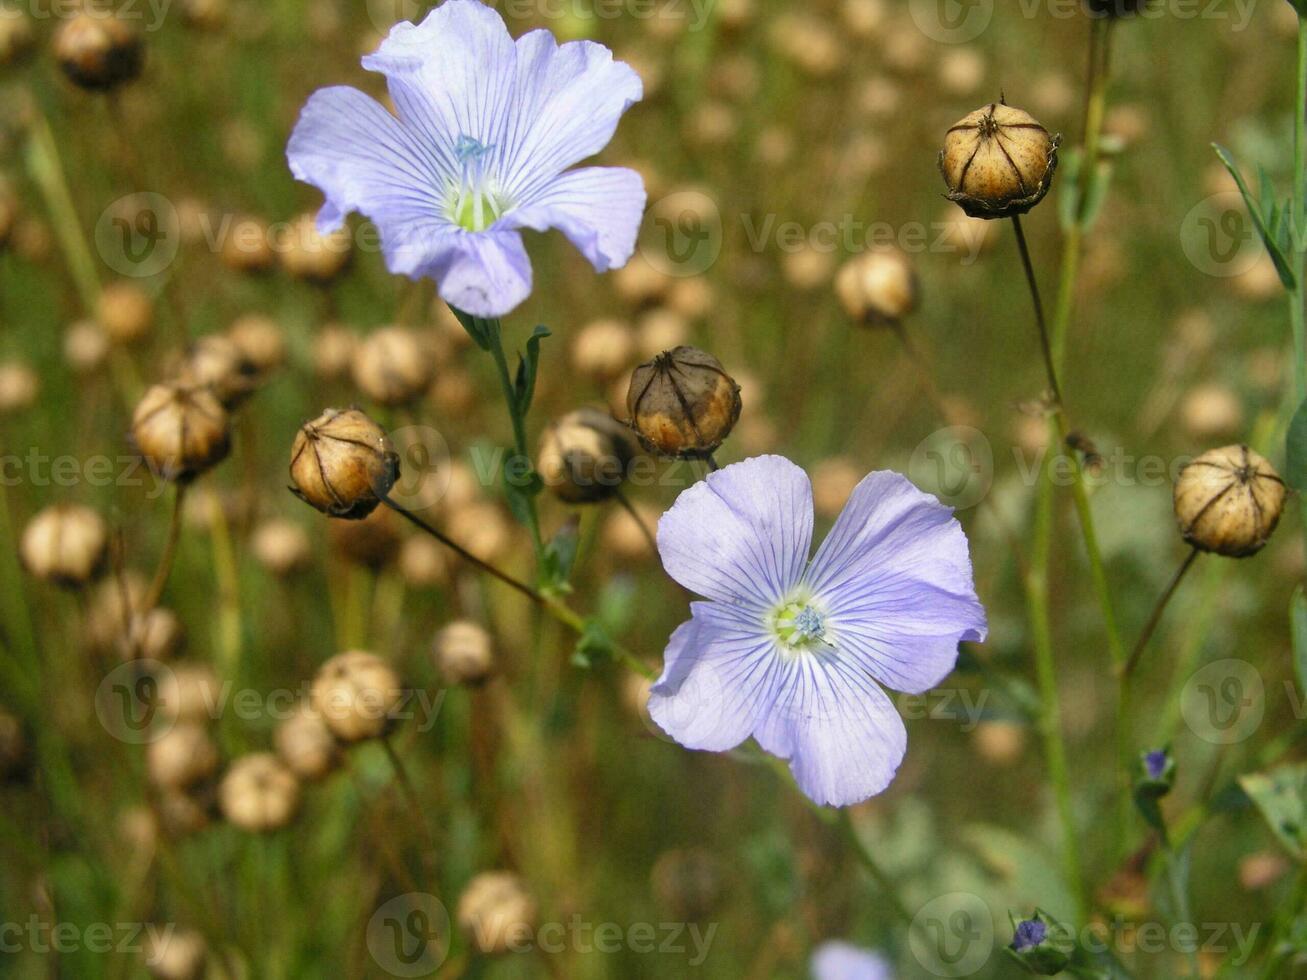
142,483,187,616
1123,548,1201,678
380,735,438,877
1011,214,1063,406
705,454,721,472
614,489,658,556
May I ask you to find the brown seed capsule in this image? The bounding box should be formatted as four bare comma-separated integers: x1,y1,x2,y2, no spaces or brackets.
250,519,312,578
64,320,110,375
177,335,260,407
312,324,358,381
834,247,920,327
156,662,220,725
627,346,741,458
220,215,276,274
179,0,226,30
274,706,339,781
434,620,495,686
145,927,206,980
131,382,231,482
0,360,38,414
288,408,399,519
97,281,154,345
219,753,300,832
226,314,286,374
52,13,144,91
311,650,404,743
398,535,450,588
537,407,639,504
1174,446,1285,558
147,722,219,791
20,503,109,587
352,327,435,406
0,9,34,67
123,606,186,661
279,213,352,283
457,872,537,955
940,103,1059,220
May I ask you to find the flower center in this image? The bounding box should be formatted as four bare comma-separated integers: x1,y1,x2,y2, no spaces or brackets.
449,136,506,232
768,597,828,652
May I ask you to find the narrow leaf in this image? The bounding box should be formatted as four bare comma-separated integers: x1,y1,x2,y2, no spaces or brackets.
1213,144,1297,289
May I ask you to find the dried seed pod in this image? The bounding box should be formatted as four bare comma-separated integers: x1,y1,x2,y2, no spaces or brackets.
52,13,144,91
220,215,275,274
20,504,109,587
834,247,920,327
626,346,741,458
123,606,186,661
537,407,639,504
312,324,357,381
940,103,1059,220
0,360,37,414
274,706,339,781
156,662,220,725
250,519,312,578
219,753,300,832
433,620,495,687
177,335,261,407
352,327,435,406
97,281,154,346
179,0,226,31
0,8,34,67
145,927,206,980
457,872,537,955
279,213,352,283
226,314,286,374
131,383,231,482
572,319,636,380
147,722,219,791
288,408,399,519
64,320,110,375
1174,445,1285,558
311,650,404,742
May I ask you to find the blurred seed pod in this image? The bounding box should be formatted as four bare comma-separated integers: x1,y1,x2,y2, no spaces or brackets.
621,671,653,723
972,720,1027,766
446,501,514,564
117,804,158,853
250,518,312,578
64,319,110,374
177,335,261,407
840,0,886,37
145,926,207,980
0,7,34,67
0,707,28,783
279,212,352,283
781,243,835,291
131,382,231,482
811,457,863,519
938,48,986,96
0,359,38,414
328,504,401,568
311,650,404,743
1179,383,1244,441
936,204,1001,260
715,0,754,31
289,407,399,519
429,368,478,416
834,247,919,327
434,620,496,686
156,787,213,837
441,460,485,514
600,499,660,562
636,308,690,359
124,606,186,661
227,313,286,374
352,326,435,406
83,573,145,654
274,706,340,782
1174,446,1285,558
537,407,639,505
398,534,450,588
219,753,300,832
651,848,724,922
147,721,219,791
220,215,276,274
940,103,1060,220
179,0,226,30
627,346,741,459
882,22,928,73
854,75,901,119
156,662,220,725
1239,851,1289,892
755,125,794,168
685,100,737,148
97,281,154,346
457,872,537,955
612,254,671,308
20,503,109,588
768,13,844,77
52,13,144,91
312,324,358,381
617,46,664,100
571,319,635,381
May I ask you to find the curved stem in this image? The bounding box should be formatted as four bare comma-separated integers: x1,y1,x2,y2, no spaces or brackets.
614,489,658,556
142,483,187,617
1011,215,1062,406
705,454,721,473
380,735,438,879
1123,548,1200,678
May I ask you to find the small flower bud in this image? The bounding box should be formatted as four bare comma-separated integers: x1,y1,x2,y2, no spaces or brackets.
219,752,300,832
352,327,435,406
274,706,339,781
940,103,1059,220
834,247,920,327
131,382,231,482
537,407,639,504
310,650,404,742
1006,911,1073,975
52,13,144,91
1173,445,1285,558
147,721,220,791
434,620,495,686
20,503,109,587
97,281,154,345
177,335,260,407
626,346,742,458
457,872,537,955
145,927,206,980
279,213,352,283
289,408,399,519
250,519,312,578
1134,747,1174,796
226,313,286,374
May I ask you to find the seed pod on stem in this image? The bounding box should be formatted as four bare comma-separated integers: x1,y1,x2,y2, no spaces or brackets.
834,247,920,327
626,346,741,459
130,383,231,482
219,753,300,832
1174,445,1285,558
52,12,144,91
537,407,639,504
19,503,109,588
310,650,404,743
288,408,399,519
940,103,1059,220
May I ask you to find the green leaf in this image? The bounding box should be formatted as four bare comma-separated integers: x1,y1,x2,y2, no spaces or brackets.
501,466,543,528
449,307,493,350
1213,144,1298,290
1239,763,1307,860
1293,587,1307,701
513,324,551,417
540,521,579,592
1286,396,1307,491
573,618,615,667
1056,150,1113,234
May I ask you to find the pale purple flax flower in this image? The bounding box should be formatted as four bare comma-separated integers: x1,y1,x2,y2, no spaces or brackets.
286,0,646,318
811,941,894,979
650,456,987,807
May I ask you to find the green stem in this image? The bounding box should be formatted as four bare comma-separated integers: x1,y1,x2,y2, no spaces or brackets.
142,483,187,617
24,109,100,314
836,809,914,927
1122,548,1200,678
1293,18,1307,565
